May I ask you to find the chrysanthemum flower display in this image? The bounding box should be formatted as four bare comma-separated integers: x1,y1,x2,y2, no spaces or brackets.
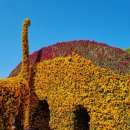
7,20,130,130
28,53,129,130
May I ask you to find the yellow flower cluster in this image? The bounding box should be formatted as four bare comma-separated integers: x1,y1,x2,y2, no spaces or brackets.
31,53,130,130
20,18,30,82
0,77,30,130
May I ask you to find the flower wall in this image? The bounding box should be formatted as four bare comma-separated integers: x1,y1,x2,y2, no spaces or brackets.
7,23,130,129
29,53,130,130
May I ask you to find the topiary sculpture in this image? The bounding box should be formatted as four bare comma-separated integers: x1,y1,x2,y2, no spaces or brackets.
0,18,30,130
3,19,130,129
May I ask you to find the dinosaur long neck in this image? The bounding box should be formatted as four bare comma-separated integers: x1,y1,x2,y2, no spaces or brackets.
21,18,30,81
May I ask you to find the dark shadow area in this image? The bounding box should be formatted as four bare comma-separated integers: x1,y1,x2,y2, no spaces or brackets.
73,105,90,130
35,49,42,63
31,100,50,130
14,103,24,130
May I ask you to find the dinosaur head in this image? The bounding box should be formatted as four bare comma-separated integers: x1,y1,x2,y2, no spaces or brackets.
23,18,30,27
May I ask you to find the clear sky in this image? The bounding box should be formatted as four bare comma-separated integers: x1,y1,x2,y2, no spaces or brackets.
0,0,130,78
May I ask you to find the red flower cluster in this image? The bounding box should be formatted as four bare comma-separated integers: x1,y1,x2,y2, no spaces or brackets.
9,40,130,77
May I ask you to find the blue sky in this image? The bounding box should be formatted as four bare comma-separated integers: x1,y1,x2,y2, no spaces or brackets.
0,0,130,78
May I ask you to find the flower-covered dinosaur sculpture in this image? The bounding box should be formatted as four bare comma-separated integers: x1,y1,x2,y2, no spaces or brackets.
1,18,130,130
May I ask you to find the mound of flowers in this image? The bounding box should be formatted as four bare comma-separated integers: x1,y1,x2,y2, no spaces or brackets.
9,40,130,77
29,53,130,129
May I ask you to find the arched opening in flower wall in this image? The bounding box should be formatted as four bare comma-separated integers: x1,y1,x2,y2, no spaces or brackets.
31,99,50,130
73,104,90,130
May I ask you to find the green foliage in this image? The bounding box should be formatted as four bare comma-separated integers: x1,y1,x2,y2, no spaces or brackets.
125,48,130,54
